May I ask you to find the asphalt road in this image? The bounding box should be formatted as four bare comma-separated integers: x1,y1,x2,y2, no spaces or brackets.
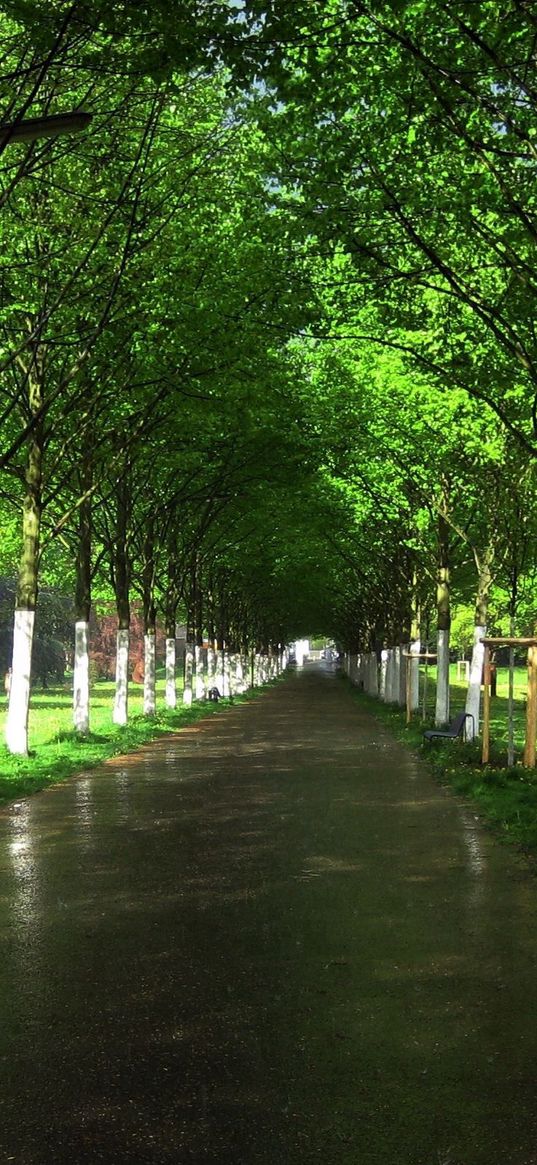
1,664,537,1164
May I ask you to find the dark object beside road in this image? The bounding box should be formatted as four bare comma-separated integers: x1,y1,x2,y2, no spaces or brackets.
423,711,474,742
208,687,221,702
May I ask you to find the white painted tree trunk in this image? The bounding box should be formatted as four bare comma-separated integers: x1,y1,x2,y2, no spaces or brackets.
222,650,231,697
73,619,90,735
465,626,485,741
215,650,224,694
183,642,194,706
435,628,450,727
194,645,205,701
390,648,399,702
236,655,246,692
369,652,379,696
392,647,401,704
207,645,216,689
144,633,156,716
6,609,35,755
165,638,176,709
410,639,421,712
380,649,388,700
113,628,129,726
384,650,393,701
398,645,408,707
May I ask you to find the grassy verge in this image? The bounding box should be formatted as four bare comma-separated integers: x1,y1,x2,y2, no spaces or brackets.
0,678,246,807
344,665,537,861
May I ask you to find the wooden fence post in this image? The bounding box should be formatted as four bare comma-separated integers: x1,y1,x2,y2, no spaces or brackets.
406,655,412,724
524,645,537,768
481,645,491,765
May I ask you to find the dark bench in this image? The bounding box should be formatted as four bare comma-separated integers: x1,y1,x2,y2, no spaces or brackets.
423,711,474,742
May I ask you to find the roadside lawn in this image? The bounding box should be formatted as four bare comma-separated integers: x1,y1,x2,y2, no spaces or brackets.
0,676,232,807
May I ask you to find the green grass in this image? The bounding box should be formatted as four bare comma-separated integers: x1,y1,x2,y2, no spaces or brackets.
346,663,537,862
0,677,243,807
419,662,528,753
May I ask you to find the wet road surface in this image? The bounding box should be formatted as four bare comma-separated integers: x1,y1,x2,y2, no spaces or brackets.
1,664,537,1164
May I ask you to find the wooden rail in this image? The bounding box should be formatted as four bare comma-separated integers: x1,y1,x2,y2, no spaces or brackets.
481,637,537,767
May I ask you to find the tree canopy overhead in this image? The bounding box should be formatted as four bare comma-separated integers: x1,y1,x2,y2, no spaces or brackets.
2,0,537,750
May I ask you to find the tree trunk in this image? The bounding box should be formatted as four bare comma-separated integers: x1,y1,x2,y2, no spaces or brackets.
144,630,156,716
195,645,205,699
164,565,178,709
113,477,130,727
142,519,157,717
73,467,92,736
215,632,224,694
183,624,194,706
165,635,176,709
6,370,43,755
207,642,216,689
507,611,516,767
397,643,407,706
435,513,451,727
409,573,421,713
74,621,90,734
114,628,129,725
465,549,493,741
194,564,205,699
385,647,395,702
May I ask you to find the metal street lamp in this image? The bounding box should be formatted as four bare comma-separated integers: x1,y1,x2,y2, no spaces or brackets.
0,111,92,145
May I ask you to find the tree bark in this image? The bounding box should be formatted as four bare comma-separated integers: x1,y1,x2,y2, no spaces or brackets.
193,561,205,699
465,548,493,741
73,463,92,736
164,556,179,709
183,637,194,706
435,512,451,727
113,475,130,727
165,635,176,709
142,519,157,717
6,361,44,755
409,571,421,713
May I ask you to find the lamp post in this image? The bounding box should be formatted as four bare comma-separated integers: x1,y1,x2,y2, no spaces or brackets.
0,111,92,145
